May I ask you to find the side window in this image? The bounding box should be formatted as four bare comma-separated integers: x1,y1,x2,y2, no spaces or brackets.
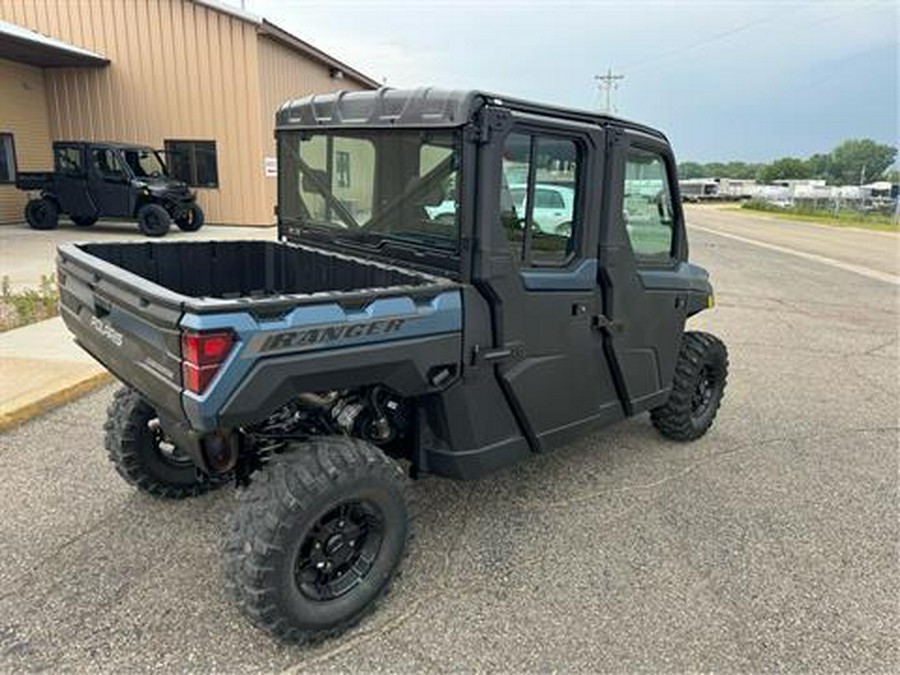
55,146,84,176
0,134,16,183
623,149,675,261
500,132,579,267
91,148,125,179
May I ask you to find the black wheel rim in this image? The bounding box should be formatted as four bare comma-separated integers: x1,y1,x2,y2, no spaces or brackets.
691,366,716,418
294,500,385,602
35,204,49,224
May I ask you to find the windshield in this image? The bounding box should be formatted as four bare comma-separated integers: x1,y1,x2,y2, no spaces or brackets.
278,129,461,252
122,148,168,179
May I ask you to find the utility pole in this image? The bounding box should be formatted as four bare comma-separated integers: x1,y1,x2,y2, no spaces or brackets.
595,68,625,113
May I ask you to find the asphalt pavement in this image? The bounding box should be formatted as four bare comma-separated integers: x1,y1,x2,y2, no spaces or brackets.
0,212,897,673
685,204,900,279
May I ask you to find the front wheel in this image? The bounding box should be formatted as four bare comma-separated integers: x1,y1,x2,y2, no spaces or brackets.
137,203,171,237
104,387,212,498
175,204,204,232
651,331,728,441
224,436,410,644
25,198,59,230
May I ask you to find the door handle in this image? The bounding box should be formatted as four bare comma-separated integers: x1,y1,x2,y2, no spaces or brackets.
592,315,625,335
471,342,524,366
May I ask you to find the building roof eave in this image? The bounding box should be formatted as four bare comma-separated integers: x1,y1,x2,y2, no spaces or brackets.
187,1,378,89
257,20,380,90
0,19,109,67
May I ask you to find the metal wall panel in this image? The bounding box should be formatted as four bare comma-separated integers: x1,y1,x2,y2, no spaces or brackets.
0,0,372,225
256,35,365,222
0,58,53,224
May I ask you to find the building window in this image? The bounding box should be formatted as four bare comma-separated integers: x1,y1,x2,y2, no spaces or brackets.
164,140,218,187
0,134,16,183
335,150,351,188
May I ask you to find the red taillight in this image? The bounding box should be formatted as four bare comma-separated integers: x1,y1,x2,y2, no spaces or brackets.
181,331,234,394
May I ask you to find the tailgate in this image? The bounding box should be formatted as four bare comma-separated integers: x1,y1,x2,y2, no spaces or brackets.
57,244,187,423
15,172,52,191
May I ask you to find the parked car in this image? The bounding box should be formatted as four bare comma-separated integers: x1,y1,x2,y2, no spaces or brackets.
428,182,575,235
508,183,575,234
16,141,204,236
58,88,728,645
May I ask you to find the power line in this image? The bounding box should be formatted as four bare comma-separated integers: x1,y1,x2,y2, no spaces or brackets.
595,68,624,113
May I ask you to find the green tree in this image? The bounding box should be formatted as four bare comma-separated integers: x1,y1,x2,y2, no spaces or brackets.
677,140,897,185
677,162,706,179
757,157,811,183
828,139,897,185
678,161,765,180
724,162,762,179
805,153,831,180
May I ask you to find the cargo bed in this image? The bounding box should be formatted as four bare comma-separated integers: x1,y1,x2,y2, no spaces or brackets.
56,239,461,438
64,240,448,312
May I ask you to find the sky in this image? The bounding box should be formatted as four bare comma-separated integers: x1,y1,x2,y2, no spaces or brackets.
227,0,898,163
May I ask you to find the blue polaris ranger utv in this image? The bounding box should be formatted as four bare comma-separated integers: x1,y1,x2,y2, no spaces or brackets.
57,88,728,644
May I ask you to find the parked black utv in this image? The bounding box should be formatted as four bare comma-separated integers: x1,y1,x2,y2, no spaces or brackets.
16,141,203,237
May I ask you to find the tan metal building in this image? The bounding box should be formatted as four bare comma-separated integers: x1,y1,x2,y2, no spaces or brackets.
0,0,375,226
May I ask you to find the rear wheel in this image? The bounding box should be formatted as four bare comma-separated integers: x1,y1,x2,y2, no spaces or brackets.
224,436,410,644
25,198,59,230
71,215,98,227
175,204,204,232
104,386,212,498
651,331,728,441
137,203,171,237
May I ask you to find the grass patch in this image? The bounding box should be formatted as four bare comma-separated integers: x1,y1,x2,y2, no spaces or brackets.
1,275,59,333
736,199,899,232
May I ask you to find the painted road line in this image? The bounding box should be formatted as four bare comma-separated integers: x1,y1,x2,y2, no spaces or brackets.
689,224,900,286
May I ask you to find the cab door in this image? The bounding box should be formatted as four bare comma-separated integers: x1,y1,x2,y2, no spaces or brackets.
596,128,691,414
87,147,132,216
53,144,95,216
476,117,623,452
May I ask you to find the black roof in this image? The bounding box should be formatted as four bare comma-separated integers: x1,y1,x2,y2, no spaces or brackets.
53,141,159,151
276,87,667,141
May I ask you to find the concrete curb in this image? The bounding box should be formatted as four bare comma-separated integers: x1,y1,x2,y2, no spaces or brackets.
0,371,113,432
